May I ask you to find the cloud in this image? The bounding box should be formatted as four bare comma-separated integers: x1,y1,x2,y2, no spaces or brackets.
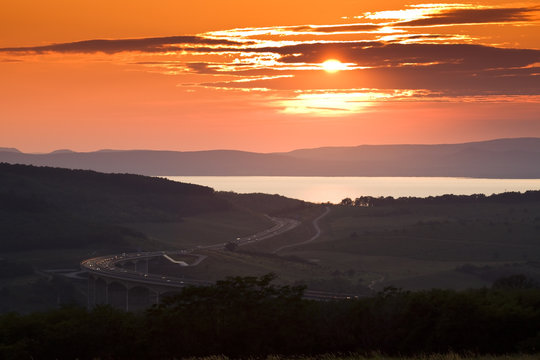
397,7,538,27
0,36,243,54
268,42,540,71
186,41,540,97
176,41,539,74
286,7,538,33
291,24,380,33
194,64,540,97
2,3,538,102
17,33,532,98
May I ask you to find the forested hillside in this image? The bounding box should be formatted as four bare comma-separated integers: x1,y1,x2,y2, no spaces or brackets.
0,163,230,251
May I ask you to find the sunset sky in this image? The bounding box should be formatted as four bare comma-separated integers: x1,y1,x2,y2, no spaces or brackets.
1,0,539,153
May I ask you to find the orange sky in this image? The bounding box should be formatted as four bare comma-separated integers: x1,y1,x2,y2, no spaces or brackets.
1,0,539,153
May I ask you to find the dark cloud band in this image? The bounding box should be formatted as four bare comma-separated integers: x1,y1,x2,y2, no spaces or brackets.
0,36,242,54
397,7,537,27
291,24,380,33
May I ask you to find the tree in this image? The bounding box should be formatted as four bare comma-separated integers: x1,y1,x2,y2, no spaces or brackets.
492,274,538,289
150,273,308,357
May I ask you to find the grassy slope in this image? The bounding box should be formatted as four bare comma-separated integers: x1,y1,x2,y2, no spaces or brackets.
143,201,329,287
280,201,540,291
128,191,313,250
126,210,274,249
0,163,233,252
143,196,540,294
151,249,319,283
3,163,540,308
148,205,372,293
0,164,297,312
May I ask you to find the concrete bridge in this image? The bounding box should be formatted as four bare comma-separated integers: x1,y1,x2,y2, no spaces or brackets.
81,251,211,311
81,215,301,311
80,212,363,311
81,250,364,311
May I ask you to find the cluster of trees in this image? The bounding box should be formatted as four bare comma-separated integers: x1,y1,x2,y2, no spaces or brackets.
219,192,312,216
0,163,230,221
2,274,540,358
340,190,540,207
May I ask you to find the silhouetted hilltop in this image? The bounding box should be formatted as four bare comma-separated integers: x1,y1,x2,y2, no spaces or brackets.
0,147,20,153
284,138,540,178
0,163,229,251
219,192,310,216
49,149,75,154
1,138,539,178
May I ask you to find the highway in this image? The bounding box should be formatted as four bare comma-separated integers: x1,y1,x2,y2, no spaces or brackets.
80,209,365,300
81,215,300,290
273,206,330,253
199,215,300,250
81,251,212,289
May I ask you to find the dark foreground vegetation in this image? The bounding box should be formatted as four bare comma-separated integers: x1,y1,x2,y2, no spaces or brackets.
1,274,540,359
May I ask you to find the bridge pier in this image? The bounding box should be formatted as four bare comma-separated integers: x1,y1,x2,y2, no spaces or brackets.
150,290,160,305
82,253,190,311
87,275,178,311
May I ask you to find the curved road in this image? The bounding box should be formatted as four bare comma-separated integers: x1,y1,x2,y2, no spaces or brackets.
200,215,300,250
81,208,365,300
81,215,300,289
272,206,330,254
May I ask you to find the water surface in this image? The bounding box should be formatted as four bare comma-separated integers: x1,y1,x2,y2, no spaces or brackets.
165,176,540,203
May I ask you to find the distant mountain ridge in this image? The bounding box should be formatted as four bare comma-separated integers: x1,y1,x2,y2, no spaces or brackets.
0,147,20,153
1,138,539,178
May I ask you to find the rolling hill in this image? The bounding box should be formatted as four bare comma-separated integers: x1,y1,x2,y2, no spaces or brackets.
0,163,231,251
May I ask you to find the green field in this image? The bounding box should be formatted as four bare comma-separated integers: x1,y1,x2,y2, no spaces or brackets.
4,195,540,310
3,163,540,311
151,249,319,283
270,201,540,291
133,197,540,294
126,209,274,249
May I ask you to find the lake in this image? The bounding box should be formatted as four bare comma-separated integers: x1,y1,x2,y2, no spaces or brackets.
165,176,540,204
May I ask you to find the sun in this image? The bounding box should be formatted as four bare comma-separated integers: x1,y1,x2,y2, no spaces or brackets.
321,59,346,73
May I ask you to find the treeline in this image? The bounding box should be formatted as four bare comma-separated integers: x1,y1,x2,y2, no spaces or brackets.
340,190,540,207
2,274,540,359
219,191,312,216
0,163,230,251
0,163,229,221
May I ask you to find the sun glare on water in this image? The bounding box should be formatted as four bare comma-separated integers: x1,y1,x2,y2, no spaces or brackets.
321,59,346,73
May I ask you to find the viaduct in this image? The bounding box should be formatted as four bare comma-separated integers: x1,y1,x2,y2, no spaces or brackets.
79,210,359,311
81,251,210,311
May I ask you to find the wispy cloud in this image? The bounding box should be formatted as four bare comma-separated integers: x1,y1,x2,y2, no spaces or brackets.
1,2,538,116
0,36,244,54
396,6,538,27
